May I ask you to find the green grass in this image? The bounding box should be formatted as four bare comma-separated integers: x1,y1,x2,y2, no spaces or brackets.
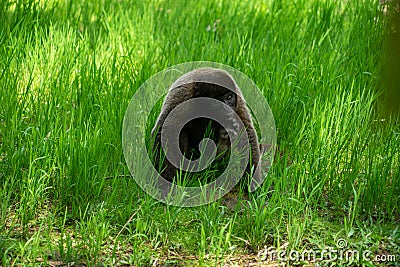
1,0,399,266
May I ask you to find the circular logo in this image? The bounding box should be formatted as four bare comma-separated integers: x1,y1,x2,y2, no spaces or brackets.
122,61,276,207
336,238,348,249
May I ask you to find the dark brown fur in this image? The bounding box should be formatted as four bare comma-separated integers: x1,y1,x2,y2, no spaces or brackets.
151,68,261,183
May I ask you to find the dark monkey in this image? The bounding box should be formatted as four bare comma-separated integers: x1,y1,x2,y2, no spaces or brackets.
151,67,261,184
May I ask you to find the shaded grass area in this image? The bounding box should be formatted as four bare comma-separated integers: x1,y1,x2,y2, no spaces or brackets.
0,0,399,265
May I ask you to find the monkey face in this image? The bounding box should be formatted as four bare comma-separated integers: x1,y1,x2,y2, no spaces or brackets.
191,81,239,139
193,82,237,111
221,91,236,108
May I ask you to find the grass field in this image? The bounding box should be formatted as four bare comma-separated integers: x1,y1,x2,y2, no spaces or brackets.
1,0,399,266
